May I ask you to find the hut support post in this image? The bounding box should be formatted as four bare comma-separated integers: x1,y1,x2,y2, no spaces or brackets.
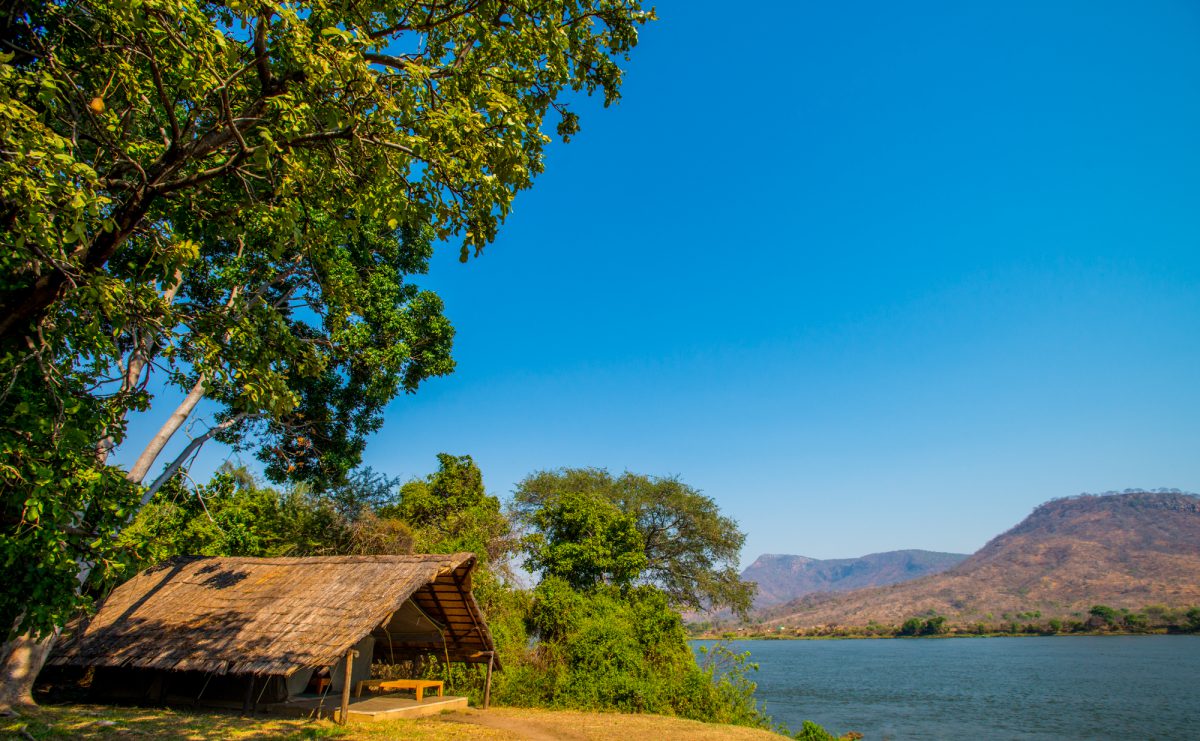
241,676,255,715
339,649,358,725
483,651,494,710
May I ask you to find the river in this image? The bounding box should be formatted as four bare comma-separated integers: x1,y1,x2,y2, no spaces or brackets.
693,635,1200,740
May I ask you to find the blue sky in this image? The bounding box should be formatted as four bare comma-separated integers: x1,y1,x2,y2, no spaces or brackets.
119,1,1200,563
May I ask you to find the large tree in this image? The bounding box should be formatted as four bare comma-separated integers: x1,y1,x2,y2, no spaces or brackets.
512,473,766,722
514,469,756,616
0,0,652,706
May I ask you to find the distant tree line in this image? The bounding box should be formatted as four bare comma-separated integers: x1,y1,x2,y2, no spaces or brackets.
1068,488,1196,498
698,604,1200,639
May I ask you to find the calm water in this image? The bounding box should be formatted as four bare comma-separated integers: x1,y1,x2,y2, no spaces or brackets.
694,636,1200,740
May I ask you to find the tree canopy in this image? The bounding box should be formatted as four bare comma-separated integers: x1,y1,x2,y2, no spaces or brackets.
1,0,654,339
382,452,514,569
521,488,648,590
514,468,756,616
0,0,652,647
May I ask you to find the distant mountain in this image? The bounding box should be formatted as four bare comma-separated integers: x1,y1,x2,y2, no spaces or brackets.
742,550,968,608
760,491,1200,626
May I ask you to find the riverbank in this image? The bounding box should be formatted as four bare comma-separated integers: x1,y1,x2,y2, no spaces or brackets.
692,628,1181,640
2,703,791,740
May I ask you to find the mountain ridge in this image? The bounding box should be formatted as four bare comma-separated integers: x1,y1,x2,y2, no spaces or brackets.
741,549,968,608
757,490,1200,626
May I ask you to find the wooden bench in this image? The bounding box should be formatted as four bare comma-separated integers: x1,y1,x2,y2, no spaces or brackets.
355,678,444,702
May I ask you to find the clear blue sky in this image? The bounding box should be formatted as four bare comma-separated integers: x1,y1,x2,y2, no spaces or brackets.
120,0,1200,564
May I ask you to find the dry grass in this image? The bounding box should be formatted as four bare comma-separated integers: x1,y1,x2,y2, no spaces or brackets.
1,704,340,740
1,704,790,741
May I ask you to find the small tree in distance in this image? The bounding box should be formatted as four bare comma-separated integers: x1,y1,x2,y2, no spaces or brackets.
1089,605,1118,630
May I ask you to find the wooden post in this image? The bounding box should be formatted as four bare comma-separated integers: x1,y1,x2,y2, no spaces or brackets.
241,676,255,715
483,651,494,710
338,649,358,725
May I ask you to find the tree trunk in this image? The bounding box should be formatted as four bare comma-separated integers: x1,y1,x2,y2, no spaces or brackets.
0,559,95,711
96,269,186,466
126,375,207,484
138,414,245,508
0,630,58,710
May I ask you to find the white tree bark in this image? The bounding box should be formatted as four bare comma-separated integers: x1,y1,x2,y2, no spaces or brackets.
0,630,58,709
125,375,208,485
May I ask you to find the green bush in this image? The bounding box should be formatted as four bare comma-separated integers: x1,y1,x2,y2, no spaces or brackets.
492,578,770,728
899,615,946,636
919,616,948,636
792,714,849,738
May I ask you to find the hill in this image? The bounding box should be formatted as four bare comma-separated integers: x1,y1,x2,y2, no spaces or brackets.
742,550,968,608
761,491,1200,626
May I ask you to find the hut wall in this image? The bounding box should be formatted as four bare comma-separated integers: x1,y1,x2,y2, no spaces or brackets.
286,667,314,697
329,635,374,694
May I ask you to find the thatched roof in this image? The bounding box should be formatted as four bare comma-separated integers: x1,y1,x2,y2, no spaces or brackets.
51,553,498,676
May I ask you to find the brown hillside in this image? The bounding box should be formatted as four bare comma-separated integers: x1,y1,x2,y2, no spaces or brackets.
761,491,1200,626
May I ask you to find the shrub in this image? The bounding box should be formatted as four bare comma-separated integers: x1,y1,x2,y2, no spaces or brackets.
1089,605,1118,628
919,616,948,636
495,578,770,728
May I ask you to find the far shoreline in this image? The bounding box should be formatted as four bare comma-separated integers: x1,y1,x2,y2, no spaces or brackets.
689,629,1195,641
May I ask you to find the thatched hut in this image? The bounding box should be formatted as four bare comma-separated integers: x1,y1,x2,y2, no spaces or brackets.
49,553,498,715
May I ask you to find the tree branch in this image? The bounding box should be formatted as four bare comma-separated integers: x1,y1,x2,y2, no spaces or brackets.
126,374,207,484
144,42,181,144
139,413,246,507
254,15,273,92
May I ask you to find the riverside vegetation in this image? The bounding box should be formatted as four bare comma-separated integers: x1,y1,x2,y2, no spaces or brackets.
692,604,1200,640
33,456,854,740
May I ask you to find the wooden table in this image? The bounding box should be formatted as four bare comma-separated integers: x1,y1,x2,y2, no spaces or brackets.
355,678,444,702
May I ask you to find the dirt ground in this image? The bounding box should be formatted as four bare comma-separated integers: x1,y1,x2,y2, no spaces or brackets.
1,703,790,740
432,707,788,741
